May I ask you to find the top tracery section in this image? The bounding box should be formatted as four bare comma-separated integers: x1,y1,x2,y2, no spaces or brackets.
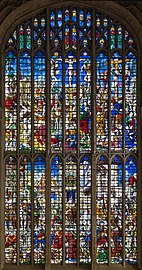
5,8,136,52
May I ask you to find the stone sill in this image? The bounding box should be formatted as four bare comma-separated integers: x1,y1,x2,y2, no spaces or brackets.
3,264,140,270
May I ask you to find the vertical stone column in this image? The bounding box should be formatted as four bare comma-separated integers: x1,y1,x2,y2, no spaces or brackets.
0,107,5,270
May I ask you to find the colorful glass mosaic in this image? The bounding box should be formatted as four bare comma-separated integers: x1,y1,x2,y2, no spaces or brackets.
65,157,77,263
51,53,63,151
51,156,63,263
96,156,108,264
5,52,17,151
80,156,91,263
125,52,137,151
34,52,46,152
4,7,138,266
111,52,123,151
19,157,31,264
125,156,137,264
5,157,17,263
79,52,91,152
20,52,31,151
96,53,108,150
65,52,77,151
111,156,123,263
34,156,46,263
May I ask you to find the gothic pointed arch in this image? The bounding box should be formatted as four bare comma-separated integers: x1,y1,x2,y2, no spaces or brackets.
0,1,142,270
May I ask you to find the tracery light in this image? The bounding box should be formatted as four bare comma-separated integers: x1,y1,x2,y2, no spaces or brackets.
4,5,138,267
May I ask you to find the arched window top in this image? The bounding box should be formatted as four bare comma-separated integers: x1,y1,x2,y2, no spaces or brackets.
4,4,139,268
5,6,137,53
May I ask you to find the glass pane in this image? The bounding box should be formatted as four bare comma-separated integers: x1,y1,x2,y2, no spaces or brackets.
34,52,46,152
4,7,138,267
125,156,137,264
26,24,31,50
125,52,137,151
96,156,108,264
5,157,17,263
51,52,63,152
80,156,91,263
117,25,122,49
65,157,77,264
111,52,123,151
110,25,115,50
51,156,63,264
5,52,17,151
20,52,31,151
79,52,91,152
96,53,108,151
19,25,24,49
34,156,46,264
111,156,123,263
65,52,77,151
19,157,31,264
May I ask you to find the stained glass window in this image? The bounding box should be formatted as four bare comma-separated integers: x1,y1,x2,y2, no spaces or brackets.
4,5,138,268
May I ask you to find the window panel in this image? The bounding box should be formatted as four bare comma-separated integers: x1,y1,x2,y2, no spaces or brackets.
19,25,24,50
111,156,123,263
80,156,91,263
50,10,62,50
79,52,91,152
110,25,116,50
125,52,137,151
19,157,32,264
4,6,138,267
111,52,123,151
79,10,92,49
5,51,17,151
34,156,46,264
5,157,17,263
117,25,122,49
51,53,63,152
65,52,77,151
125,156,137,264
96,53,108,151
65,157,77,264
51,156,63,264
96,14,108,49
26,23,32,50
20,52,31,151
33,15,46,49
34,52,46,152
96,156,108,264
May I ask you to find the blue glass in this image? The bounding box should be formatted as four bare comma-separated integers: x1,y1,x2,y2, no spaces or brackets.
125,156,137,264
58,10,62,27
34,156,46,264
51,156,63,263
51,12,55,27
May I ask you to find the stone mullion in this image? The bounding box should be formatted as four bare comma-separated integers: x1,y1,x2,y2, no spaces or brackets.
0,107,4,270
137,50,141,269
45,7,51,270
91,8,96,270
122,31,125,265
31,16,34,265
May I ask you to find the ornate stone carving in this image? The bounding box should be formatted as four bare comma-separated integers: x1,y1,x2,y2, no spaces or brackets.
9,0,31,7
115,1,135,7
0,0,31,24
0,108,4,119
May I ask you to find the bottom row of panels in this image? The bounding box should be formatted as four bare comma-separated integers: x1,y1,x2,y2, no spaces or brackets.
5,155,137,265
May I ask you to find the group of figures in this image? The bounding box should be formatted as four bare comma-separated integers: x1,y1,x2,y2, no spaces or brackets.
4,6,137,266
96,156,137,264
5,155,137,264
